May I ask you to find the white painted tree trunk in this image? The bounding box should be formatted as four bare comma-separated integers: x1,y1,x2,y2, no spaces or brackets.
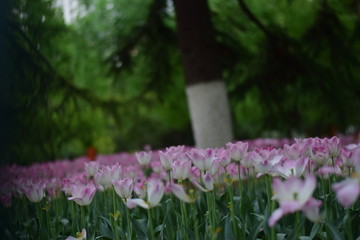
186,80,234,148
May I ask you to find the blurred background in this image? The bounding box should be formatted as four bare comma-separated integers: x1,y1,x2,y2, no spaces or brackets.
1,0,360,165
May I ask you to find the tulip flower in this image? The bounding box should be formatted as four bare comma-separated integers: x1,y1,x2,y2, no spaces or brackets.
272,157,309,178
332,153,360,207
187,148,215,172
135,151,152,165
332,178,360,207
23,180,47,203
127,179,164,209
170,183,195,203
134,180,147,199
269,175,322,226
217,148,231,167
112,177,134,201
253,149,283,176
191,172,214,192
68,184,96,206
84,162,99,178
159,150,182,171
324,136,341,159
94,170,112,191
283,143,305,160
226,141,248,162
172,159,191,180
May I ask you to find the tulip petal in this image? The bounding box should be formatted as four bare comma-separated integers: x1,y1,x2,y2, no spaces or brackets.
268,208,284,227
128,198,150,209
332,178,360,207
190,178,208,192
147,180,164,207
170,183,194,203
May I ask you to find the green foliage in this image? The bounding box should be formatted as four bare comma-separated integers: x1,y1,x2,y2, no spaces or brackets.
2,0,360,164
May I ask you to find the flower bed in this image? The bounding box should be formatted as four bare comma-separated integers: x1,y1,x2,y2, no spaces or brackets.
1,136,360,239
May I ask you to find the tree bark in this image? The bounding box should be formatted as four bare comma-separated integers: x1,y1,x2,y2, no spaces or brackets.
173,0,234,148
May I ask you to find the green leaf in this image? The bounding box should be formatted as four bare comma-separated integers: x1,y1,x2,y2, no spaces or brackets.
154,224,163,233
95,236,112,240
249,217,264,240
131,218,147,240
277,233,286,240
324,220,345,240
99,219,113,239
287,218,305,240
224,215,233,240
309,223,321,240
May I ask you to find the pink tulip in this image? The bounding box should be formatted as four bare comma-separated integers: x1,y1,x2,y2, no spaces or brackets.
112,178,134,200
94,170,112,191
332,154,360,207
269,175,321,226
134,180,147,199
135,151,152,165
332,178,360,207
191,172,214,192
217,148,231,167
187,148,215,172
170,183,195,203
172,160,191,180
253,148,283,175
68,183,96,206
127,179,164,209
84,162,99,177
324,136,341,159
159,148,183,171
283,143,305,160
226,141,248,162
23,180,46,203
272,157,309,178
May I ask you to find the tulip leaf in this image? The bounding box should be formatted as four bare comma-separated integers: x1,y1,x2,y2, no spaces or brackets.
324,221,345,240
309,223,321,239
131,218,147,240
299,237,311,240
249,217,264,240
277,233,286,240
154,224,163,233
99,219,113,239
224,214,233,240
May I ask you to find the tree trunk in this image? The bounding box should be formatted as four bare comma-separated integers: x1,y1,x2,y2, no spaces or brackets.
172,0,234,148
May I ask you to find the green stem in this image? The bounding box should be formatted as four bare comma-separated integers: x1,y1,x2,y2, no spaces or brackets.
37,203,44,236
192,202,200,240
112,189,120,240
148,209,155,240
237,163,246,239
81,206,85,229
112,189,117,213
294,211,304,238
45,208,53,239
70,201,76,233
211,190,217,231
345,208,353,240
321,178,330,221
266,175,275,240
206,192,214,239
126,206,133,240
227,173,238,238
180,201,189,239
